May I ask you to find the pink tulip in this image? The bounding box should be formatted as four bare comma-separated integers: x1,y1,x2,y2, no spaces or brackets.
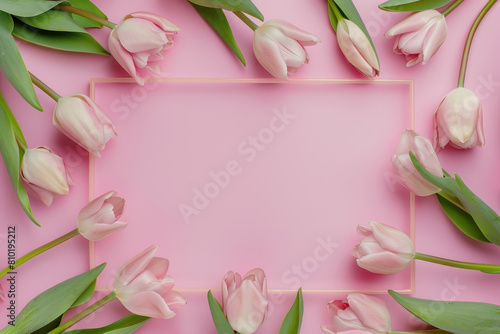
352,222,414,275
385,10,447,66
253,19,320,80
53,94,117,158
434,88,484,152
321,294,391,334
222,268,268,334
77,191,127,241
336,20,379,77
109,12,181,86
114,245,187,319
20,146,73,206
392,129,443,196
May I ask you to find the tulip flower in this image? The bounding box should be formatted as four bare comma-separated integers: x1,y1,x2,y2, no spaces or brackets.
321,293,391,334
352,222,414,275
53,94,117,158
222,268,268,334
434,88,484,152
20,146,73,206
385,10,447,66
253,19,320,80
109,12,181,86
77,191,127,241
392,129,443,196
114,245,187,319
336,19,379,77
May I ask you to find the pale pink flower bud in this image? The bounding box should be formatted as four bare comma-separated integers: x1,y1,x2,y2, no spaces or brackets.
114,245,187,319
109,12,181,86
20,146,73,206
222,268,268,334
352,222,414,275
321,294,391,334
385,10,447,66
253,19,320,80
77,191,127,241
392,129,443,196
434,88,485,152
53,94,117,158
337,20,379,77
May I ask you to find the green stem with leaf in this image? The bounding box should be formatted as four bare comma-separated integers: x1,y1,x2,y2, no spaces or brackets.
442,0,466,16
234,11,259,31
457,0,497,87
414,252,500,273
0,229,80,279
328,0,345,22
56,4,116,29
29,73,62,101
437,190,466,212
48,292,117,333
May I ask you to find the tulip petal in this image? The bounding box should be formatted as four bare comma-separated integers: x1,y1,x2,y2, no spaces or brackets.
79,221,128,241
264,19,320,46
370,222,414,254
345,20,379,72
320,325,336,334
78,191,116,220
116,18,168,53
356,251,413,274
422,18,447,64
386,10,441,37
115,245,159,288
109,31,144,86
145,257,170,281
120,290,176,319
130,12,181,32
253,29,289,79
347,294,391,332
163,290,188,308
333,308,366,331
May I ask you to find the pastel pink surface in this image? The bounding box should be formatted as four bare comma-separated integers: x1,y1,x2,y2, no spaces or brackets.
0,0,499,333
91,78,413,295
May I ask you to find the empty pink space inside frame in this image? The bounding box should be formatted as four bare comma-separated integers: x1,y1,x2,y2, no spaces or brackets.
89,78,414,293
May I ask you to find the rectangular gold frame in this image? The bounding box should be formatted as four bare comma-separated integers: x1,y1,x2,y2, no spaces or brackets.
89,77,416,295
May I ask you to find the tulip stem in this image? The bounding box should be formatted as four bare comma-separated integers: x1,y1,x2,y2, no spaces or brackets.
0,228,79,280
48,291,117,334
234,11,259,31
29,72,62,101
436,190,467,212
329,0,345,23
414,252,500,273
56,4,116,29
442,0,466,16
457,0,497,87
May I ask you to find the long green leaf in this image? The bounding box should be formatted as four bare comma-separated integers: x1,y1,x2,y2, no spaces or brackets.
31,315,64,334
331,0,379,66
187,0,263,21
16,9,86,33
0,11,42,111
67,0,107,28
379,0,452,12
64,314,150,334
390,290,500,334
191,3,245,66
12,20,110,55
410,152,500,246
0,92,39,226
436,194,490,243
0,0,63,17
0,264,106,334
208,290,235,334
278,288,304,334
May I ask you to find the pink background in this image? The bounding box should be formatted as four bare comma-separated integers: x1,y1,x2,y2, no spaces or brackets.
1,0,500,333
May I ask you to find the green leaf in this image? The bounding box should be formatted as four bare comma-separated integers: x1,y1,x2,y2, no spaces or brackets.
191,3,245,66
16,9,86,33
0,264,106,334
331,0,380,68
31,315,64,334
64,314,150,334
187,0,263,21
12,19,110,55
71,280,97,307
0,11,42,111
327,0,339,33
67,0,107,28
436,193,490,243
0,92,39,226
390,290,500,334
0,0,63,17
379,0,452,12
410,152,500,246
207,290,235,334
278,288,304,334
